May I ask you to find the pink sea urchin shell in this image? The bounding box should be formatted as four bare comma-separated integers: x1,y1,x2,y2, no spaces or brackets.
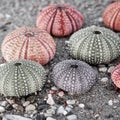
103,2,120,31
36,4,84,37
111,64,120,88
1,27,56,65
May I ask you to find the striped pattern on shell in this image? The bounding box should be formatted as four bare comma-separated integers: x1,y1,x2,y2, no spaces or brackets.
103,2,120,31
68,26,120,65
111,64,120,88
52,60,97,94
0,60,46,97
1,27,56,65
36,4,84,37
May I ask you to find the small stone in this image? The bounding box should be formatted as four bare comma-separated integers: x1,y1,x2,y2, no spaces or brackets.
16,105,24,111
6,98,15,104
25,104,36,112
46,117,56,120
51,86,58,91
100,77,108,83
12,104,18,109
108,100,113,106
65,41,70,44
0,106,5,112
37,103,50,111
3,114,32,120
108,66,115,73
0,101,8,107
23,101,30,107
118,94,120,97
65,106,72,112
46,109,55,115
47,94,55,105
58,91,64,97
49,90,55,94
94,114,99,118
67,114,77,120
57,106,67,115
113,99,119,103
98,17,103,22
99,67,107,72
26,95,36,103
78,103,85,108
66,100,76,105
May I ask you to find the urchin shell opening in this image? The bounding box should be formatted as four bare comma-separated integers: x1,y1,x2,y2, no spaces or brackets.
25,31,34,37
70,64,78,68
55,5,65,10
93,31,101,34
14,63,22,66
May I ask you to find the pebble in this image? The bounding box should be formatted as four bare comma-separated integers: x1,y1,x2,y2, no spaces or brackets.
6,98,15,104
16,105,24,111
65,105,72,112
47,94,55,105
94,114,99,118
23,101,30,107
58,91,64,97
0,106,5,112
12,104,18,109
99,67,107,72
78,103,85,108
66,100,76,105
0,101,8,107
98,17,103,22
3,114,32,120
26,95,36,103
46,109,55,115
108,66,114,73
51,86,58,91
57,106,67,115
67,114,77,120
108,100,113,106
118,94,120,98
113,99,119,103
100,77,108,83
25,104,36,112
46,117,56,120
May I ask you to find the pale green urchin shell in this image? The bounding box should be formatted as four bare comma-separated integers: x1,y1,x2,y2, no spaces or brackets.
68,26,120,64
0,60,46,97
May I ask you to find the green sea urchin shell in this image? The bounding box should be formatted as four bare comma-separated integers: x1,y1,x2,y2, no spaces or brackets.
68,26,120,64
0,60,46,97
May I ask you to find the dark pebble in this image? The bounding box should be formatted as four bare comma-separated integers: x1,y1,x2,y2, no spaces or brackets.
37,103,50,111
33,114,46,120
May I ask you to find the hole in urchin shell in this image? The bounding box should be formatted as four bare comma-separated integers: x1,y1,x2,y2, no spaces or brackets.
55,5,65,10
93,31,101,34
14,63,21,66
71,64,78,68
25,31,34,37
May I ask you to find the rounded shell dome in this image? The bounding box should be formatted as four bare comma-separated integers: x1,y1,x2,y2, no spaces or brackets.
111,64,120,88
103,2,120,31
52,60,97,94
0,60,46,97
1,27,56,65
68,26,120,65
36,4,84,37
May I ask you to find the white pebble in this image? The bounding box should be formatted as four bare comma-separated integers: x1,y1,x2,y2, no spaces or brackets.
66,100,76,105
47,94,55,105
94,114,99,118
57,106,67,115
118,94,120,97
23,101,30,107
99,67,107,72
46,109,55,115
98,17,103,22
51,86,58,91
25,104,36,112
108,100,113,106
0,101,8,107
108,66,114,73
65,106,72,112
67,114,77,120
58,91,64,97
78,103,85,108
0,106,5,112
46,117,56,120
100,77,108,83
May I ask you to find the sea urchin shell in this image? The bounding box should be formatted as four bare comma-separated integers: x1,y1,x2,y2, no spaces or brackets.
36,4,84,37
111,64,120,88
68,26,120,65
0,60,46,97
52,60,97,94
103,2,120,31
1,27,56,65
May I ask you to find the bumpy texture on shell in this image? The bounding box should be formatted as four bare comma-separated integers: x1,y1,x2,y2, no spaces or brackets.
103,2,120,31
68,26,120,65
52,60,97,94
36,4,84,37
0,60,46,97
111,64,120,88
1,27,56,65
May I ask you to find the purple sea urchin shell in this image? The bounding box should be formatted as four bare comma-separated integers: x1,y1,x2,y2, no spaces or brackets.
52,60,97,94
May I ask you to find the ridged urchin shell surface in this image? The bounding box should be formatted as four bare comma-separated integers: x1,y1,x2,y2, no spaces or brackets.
0,60,46,97
103,2,120,31
1,27,56,65
68,26,120,65
52,60,97,94
36,4,84,37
